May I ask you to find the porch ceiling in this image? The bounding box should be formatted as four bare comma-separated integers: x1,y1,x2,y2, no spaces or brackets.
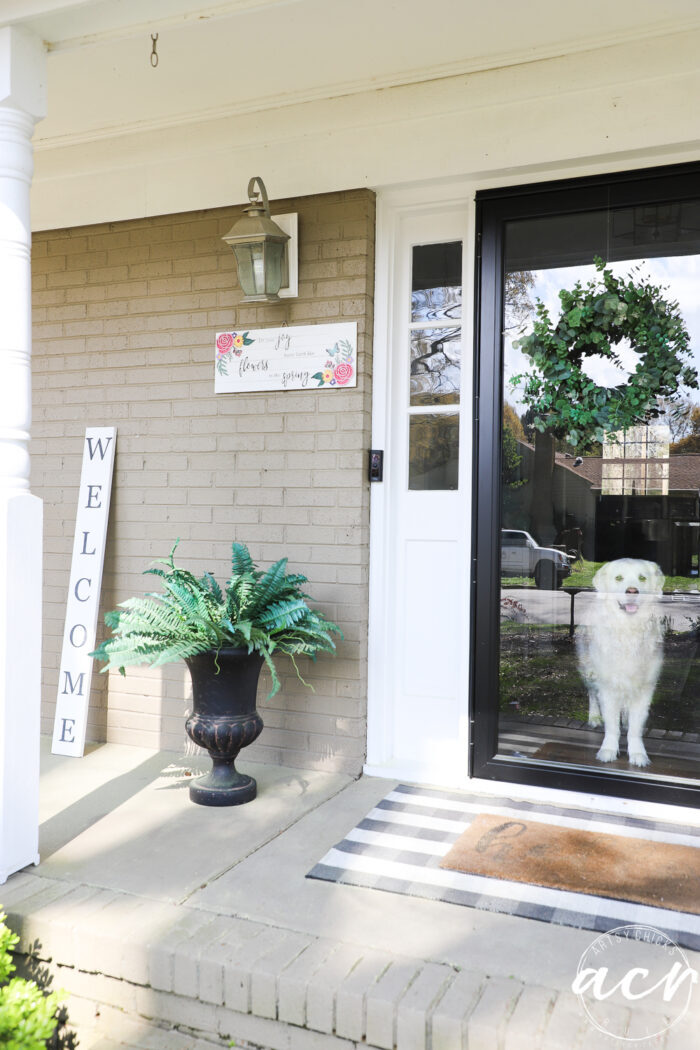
4,0,700,150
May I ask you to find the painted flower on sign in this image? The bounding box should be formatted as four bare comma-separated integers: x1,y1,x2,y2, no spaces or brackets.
216,331,255,376
333,362,353,386
312,339,356,388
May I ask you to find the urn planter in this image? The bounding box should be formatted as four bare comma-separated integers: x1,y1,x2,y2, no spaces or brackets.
185,647,264,806
92,541,341,809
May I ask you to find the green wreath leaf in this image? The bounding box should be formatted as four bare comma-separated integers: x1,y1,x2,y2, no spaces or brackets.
511,258,698,448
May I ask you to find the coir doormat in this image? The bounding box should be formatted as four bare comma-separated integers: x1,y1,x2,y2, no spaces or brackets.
440,813,700,915
307,784,700,951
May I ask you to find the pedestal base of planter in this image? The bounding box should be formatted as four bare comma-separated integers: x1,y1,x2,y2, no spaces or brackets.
189,769,257,807
185,648,265,808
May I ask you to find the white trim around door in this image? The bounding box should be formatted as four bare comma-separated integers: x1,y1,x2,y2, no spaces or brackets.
366,184,475,787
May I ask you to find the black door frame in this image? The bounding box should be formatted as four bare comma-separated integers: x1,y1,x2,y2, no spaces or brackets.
471,160,700,808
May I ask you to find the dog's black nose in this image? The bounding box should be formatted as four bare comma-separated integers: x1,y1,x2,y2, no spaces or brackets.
625,587,639,594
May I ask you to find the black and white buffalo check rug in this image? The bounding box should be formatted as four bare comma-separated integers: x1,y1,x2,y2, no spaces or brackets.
306,783,700,952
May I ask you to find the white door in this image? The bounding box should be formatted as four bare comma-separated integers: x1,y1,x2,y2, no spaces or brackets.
367,197,473,785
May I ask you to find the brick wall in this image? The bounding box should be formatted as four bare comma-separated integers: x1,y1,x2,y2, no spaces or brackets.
31,189,375,775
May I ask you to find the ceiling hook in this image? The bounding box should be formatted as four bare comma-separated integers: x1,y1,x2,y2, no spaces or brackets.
150,33,159,68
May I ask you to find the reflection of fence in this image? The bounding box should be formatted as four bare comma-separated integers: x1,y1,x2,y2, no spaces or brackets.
501,586,700,637
563,587,584,637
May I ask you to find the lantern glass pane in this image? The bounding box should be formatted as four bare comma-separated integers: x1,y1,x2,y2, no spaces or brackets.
264,243,285,295
232,244,260,297
251,245,266,294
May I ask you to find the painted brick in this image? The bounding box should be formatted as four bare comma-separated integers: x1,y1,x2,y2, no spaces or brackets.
32,190,374,776
466,977,524,1050
541,990,595,1050
365,960,421,1050
222,924,286,1014
148,909,217,993
665,1015,700,1050
431,968,484,1050
4,882,88,951
305,943,366,1034
250,931,313,1019
276,937,338,1027
578,1003,631,1047
504,985,556,1050
171,916,227,999
335,949,393,1042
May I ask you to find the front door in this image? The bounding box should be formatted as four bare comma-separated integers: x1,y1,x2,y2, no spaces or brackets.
473,162,700,807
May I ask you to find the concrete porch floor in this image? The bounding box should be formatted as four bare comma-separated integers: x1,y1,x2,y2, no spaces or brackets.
1,739,698,1049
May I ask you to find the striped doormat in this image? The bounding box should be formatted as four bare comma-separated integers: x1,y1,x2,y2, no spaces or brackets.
306,783,700,951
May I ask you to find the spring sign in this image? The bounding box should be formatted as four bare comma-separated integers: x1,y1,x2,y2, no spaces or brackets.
214,322,357,393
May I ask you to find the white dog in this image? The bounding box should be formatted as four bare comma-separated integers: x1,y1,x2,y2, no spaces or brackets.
576,558,665,767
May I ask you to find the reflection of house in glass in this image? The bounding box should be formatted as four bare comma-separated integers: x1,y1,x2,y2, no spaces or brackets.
601,425,670,496
509,433,700,577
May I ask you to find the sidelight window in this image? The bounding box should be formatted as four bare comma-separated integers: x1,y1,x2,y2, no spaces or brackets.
408,241,462,490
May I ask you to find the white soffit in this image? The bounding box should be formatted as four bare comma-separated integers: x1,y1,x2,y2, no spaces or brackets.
5,0,700,148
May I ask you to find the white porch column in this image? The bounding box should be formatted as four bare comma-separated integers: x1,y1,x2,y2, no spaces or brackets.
0,26,47,884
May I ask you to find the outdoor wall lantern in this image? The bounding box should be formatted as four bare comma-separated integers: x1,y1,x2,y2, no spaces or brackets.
222,177,297,303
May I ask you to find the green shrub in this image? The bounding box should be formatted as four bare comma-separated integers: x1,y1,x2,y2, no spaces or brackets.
0,913,65,1050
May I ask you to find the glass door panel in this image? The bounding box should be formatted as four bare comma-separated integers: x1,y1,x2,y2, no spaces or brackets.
408,241,462,490
474,165,700,804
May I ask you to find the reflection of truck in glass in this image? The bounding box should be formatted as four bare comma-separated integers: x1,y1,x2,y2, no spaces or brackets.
501,529,572,589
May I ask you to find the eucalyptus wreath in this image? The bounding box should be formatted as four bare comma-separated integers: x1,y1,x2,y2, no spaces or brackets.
511,258,698,448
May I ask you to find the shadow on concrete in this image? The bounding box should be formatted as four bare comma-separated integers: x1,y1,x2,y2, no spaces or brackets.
39,752,173,860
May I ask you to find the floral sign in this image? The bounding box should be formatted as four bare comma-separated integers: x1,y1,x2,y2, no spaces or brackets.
214,322,357,394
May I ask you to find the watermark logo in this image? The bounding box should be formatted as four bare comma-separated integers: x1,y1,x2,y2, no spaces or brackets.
572,924,698,1042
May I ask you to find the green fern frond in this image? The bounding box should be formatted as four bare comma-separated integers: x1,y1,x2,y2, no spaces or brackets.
282,572,308,590
91,540,341,694
257,598,310,630
257,643,281,697
245,558,288,615
231,542,255,576
223,618,252,642
149,638,212,666
226,572,258,619
200,572,223,603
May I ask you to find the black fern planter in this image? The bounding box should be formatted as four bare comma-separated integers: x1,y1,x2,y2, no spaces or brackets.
184,647,264,806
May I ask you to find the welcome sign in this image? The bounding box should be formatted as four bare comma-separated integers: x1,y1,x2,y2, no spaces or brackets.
52,427,116,757
214,322,357,393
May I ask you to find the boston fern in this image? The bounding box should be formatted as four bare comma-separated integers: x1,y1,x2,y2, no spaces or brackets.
91,541,341,696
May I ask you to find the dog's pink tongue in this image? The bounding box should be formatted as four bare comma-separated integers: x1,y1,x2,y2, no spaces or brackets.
625,602,638,614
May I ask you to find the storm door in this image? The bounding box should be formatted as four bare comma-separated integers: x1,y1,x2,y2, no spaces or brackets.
473,163,700,806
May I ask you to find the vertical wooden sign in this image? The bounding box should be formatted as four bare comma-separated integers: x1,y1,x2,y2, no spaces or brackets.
52,427,116,757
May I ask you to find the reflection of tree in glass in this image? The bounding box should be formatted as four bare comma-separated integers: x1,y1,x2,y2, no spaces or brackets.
409,415,459,489
670,403,700,453
410,329,460,401
504,271,535,333
502,403,527,488
411,285,461,321
656,396,694,443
